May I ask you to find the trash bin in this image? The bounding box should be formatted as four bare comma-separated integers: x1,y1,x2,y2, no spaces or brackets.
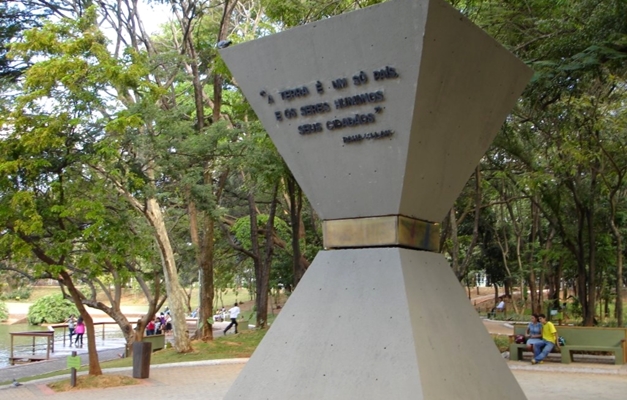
132,341,152,379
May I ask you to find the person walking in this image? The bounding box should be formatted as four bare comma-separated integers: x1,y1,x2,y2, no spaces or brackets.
66,315,77,346
223,302,241,335
531,313,560,364
74,317,85,348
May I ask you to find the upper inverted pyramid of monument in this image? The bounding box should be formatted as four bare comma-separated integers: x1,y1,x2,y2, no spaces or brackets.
220,0,532,223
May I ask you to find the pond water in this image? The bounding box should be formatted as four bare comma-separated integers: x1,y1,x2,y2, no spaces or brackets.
0,323,128,369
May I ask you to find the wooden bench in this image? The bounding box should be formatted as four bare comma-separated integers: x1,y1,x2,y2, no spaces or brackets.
509,324,627,365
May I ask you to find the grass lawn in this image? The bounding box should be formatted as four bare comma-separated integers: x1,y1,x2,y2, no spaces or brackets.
105,329,267,369
0,328,268,386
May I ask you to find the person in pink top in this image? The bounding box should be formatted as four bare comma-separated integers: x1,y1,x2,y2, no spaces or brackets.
74,317,85,347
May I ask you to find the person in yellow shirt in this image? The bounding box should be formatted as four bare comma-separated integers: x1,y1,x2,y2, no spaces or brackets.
531,314,560,364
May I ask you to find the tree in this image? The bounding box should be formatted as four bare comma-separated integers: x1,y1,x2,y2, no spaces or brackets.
1,4,191,355
466,0,627,325
0,1,50,81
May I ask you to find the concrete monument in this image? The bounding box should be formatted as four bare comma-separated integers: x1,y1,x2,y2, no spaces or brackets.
220,0,532,398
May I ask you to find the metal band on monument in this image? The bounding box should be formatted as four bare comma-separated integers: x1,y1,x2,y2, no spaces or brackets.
323,216,440,251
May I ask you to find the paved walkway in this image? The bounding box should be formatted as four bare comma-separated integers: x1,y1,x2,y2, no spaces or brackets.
1,358,627,399
0,348,125,383
2,318,627,398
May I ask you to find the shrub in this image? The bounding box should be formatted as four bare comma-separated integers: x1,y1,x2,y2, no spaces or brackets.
28,294,78,325
0,301,8,321
492,334,510,352
0,286,33,301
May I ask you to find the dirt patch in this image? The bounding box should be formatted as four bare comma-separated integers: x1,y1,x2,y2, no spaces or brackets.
47,374,140,392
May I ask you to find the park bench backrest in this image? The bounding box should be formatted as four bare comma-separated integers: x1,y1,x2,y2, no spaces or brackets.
512,324,527,337
510,324,627,346
142,334,166,351
557,326,627,347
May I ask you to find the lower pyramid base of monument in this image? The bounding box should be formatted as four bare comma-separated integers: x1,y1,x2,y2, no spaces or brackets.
224,248,526,399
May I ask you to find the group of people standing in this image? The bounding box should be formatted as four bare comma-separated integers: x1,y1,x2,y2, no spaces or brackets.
146,312,172,336
66,315,85,347
525,313,561,364
66,302,241,347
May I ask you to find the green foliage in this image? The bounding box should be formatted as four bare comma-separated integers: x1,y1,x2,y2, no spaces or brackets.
492,334,510,353
0,300,8,321
568,297,584,320
262,0,383,27
231,214,291,251
0,286,32,301
27,294,78,325
0,1,49,82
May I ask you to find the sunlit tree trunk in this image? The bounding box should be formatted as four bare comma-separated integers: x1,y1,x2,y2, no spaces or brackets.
145,197,192,352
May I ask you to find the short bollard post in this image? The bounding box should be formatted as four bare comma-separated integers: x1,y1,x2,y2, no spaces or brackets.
67,351,80,387
132,341,152,379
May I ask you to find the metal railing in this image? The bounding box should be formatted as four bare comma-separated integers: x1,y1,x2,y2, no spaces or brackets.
48,321,121,347
8,331,54,365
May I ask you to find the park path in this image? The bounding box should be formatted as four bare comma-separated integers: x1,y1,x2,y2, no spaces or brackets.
3,302,627,399
2,358,627,400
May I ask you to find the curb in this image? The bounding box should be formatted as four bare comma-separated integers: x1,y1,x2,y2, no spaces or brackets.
507,360,627,375
0,358,250,390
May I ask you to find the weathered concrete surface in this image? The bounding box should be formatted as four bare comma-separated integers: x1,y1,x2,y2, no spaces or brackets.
223,248,526,399
220,0,531,223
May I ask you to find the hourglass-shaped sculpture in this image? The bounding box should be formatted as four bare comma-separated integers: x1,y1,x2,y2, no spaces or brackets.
220,0,532,398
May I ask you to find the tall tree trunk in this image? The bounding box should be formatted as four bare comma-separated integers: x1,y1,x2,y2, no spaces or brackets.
571,204,589,324
248,184,280,328
196,212,215,340
609,189,623,325
248,191,262,325
519,234,532,314
613,224,624,326
181,0,236,341
453,167,482,280
527,200,539,313
145,197,192,352
539,229,555,314
287,173,307,288
259,184,279,327
103,164,191,351
585,204,597,326
194,0,234,333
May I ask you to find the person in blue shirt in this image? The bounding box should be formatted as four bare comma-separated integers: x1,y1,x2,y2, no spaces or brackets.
525,313,543,351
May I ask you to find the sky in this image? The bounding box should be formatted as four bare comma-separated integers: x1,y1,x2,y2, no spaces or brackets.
137,1,171,35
